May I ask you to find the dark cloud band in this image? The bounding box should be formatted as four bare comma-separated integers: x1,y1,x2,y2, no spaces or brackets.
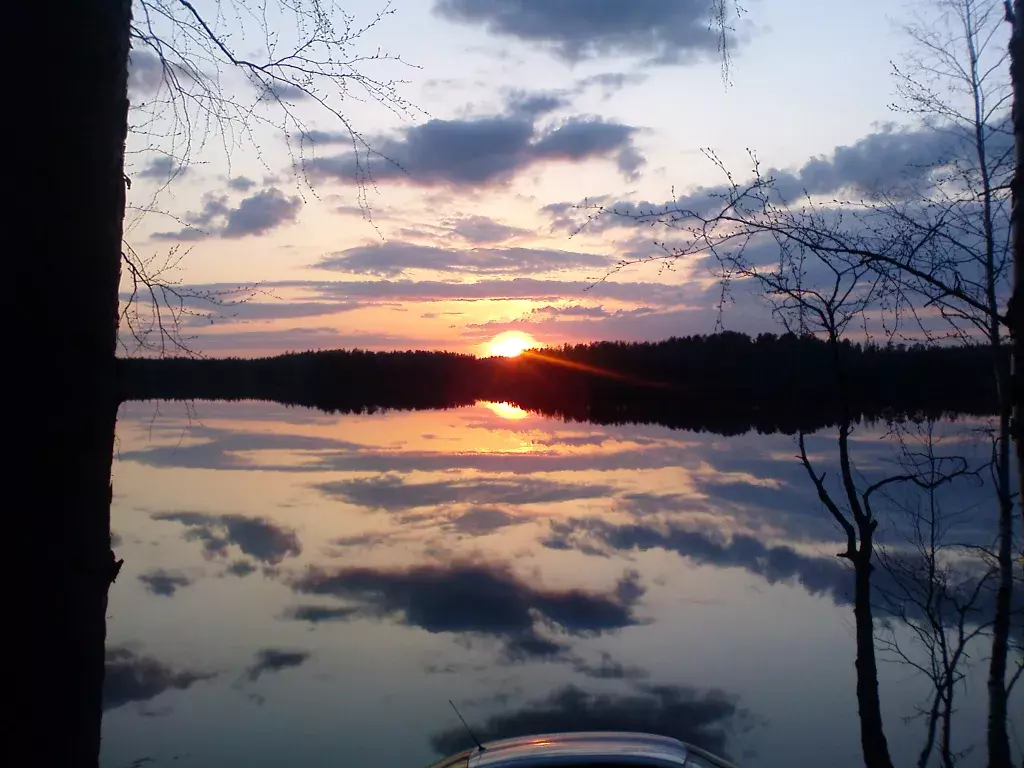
433,0,726,65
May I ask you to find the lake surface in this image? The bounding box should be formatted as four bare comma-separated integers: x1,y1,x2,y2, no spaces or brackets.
103,400,1017,768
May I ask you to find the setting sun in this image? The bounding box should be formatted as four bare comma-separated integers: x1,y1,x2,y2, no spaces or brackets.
480,401,529,420
487,331,538,358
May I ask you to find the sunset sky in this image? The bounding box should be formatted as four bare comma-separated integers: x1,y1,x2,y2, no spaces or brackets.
122,0,966,357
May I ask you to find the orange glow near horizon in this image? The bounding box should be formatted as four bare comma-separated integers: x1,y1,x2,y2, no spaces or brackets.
486,331,538,358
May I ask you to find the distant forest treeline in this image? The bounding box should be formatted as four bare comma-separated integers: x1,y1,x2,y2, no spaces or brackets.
118,332,1001,434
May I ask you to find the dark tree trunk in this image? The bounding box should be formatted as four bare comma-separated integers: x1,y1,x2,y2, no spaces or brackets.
1010,1,1024,547
828,337,894,768
1008,0,1024,541
852,542,895,768
986,404,1014,768
940,684,953,768
983,326,1014,768
13,0,132,765
986,518,1013,768
916,690,940,768
986,9,1024,768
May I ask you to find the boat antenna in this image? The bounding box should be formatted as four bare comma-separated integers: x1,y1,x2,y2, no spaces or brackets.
448,699,486,752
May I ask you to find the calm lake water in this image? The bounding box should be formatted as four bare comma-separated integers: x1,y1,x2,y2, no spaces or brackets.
103,400,1018,768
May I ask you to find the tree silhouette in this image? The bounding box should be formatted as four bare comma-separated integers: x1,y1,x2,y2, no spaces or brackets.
875,423,996,768
19,1,414,765
593,3,1019,764
117,335,1002,431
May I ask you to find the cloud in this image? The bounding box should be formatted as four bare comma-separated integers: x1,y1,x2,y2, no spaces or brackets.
541,516,1021,638
306,115,533,187
500,634,573,662
300,129,352,144
330,532,391,549
315,242,612,277
531,118,645,179
307,277,675,304
300,276,690,307
780,123,999,199
570,651,649,681
620,438,912,542
617,491,706,517
540,200,592,233
448,506,519,534
138,568,193,597
227,176,257,191
430,684,743,758
158,327,416,356
122,424,793,485
281,604,362,624
152,511,301,564
137,156,188,181
179,300,364,328
122,427,701,476
543,518,852,602
242,648,312,682
314,475,618,511
127,49,167,95
530,304,612,319
103,646,216,710
152,188,301,240
257,81,311,102
303,98,644,188
493,636,650,680
142,276,692,306
444,215,533,244
119,425,364,471
575,71,649,97
225,559,258,577
553,121,1013,234
127,44,204,98
433,0,725,64
463,303,737,346
124,425,361,463
505,89,572,117
222,189,301,236
467,297,681,335
288,561,646,660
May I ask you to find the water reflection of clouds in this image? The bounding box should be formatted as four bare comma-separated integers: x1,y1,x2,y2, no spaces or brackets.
544,518,1020,636
107,401,1013,768
432,684,746,761
241,648,312,683
119,403,1003,561
446,506,520,535
544,519,853,604
286,560,646,644
283,558,658,688
152,511,301,564
118,421,709,476
103,646,216,712
138,568,194,597
315,474,616,511
128,407,1004,586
